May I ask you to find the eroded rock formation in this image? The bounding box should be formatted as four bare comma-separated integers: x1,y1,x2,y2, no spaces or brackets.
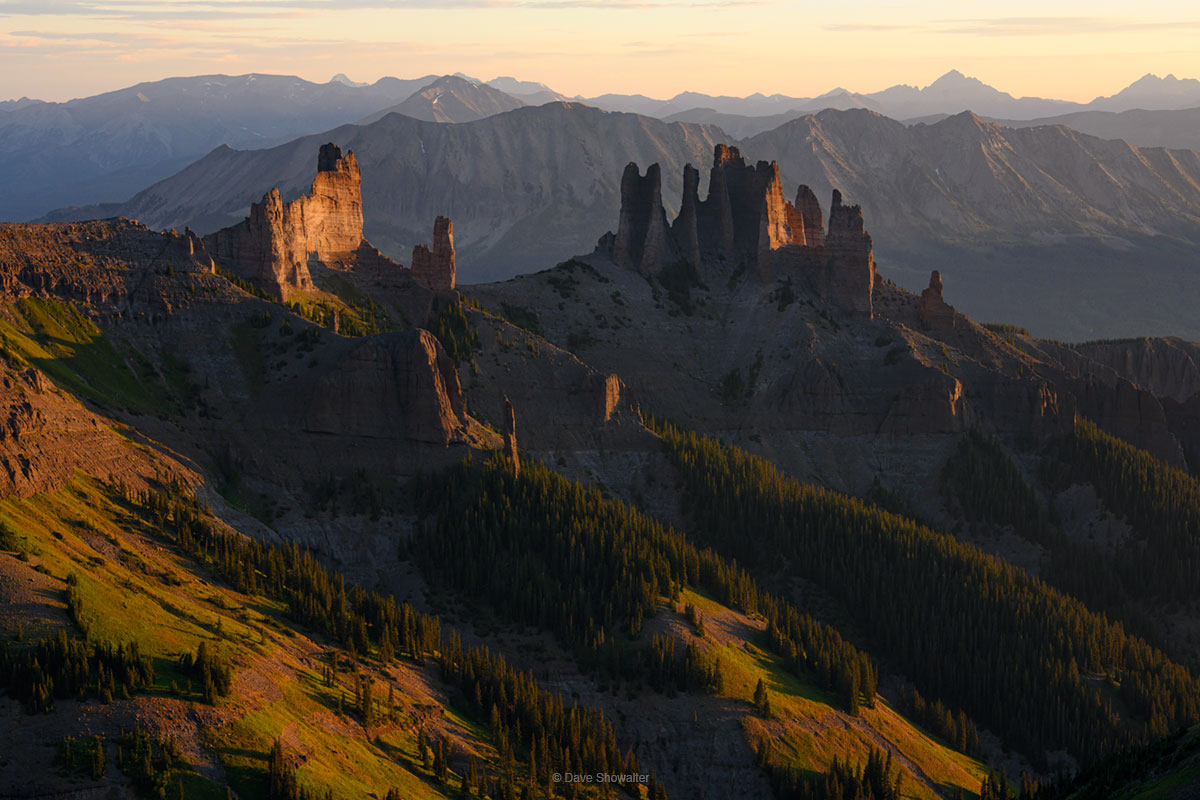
917,270,955,331
503,395,520,476
599,144,877,317
296,329,471,446
205,143,365,299
613,163,675,276
411,216,456,291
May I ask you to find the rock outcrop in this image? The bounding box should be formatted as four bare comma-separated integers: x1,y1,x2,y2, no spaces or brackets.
296,329,472,446
820,190,876,318
613,163,675,276
410,216,456,291
503,395,520,476
599,144,877,317
205,143,364,299
0,364,181,497
917,270,955,331
793,185,825,248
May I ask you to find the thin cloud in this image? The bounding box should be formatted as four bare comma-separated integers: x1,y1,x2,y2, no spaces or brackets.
938,16,1200,36
0,0,770,15
825,23,917,32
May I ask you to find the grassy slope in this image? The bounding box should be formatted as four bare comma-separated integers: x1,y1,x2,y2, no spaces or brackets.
0,477,475,800
675,589,990,800
0,297,197,417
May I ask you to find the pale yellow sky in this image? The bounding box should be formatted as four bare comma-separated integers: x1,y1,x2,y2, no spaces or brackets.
1,1,1198,102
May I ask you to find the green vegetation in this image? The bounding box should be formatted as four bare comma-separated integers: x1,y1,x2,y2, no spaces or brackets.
415,454,878,714
0,629,155,712
217,266,275,301
939,428,1149,646
1035,725,1200,800
499,302,543,336
178,641,233,704
0,298,196,415
290,296,390,338
982,322,1031,338
941,428,1059,547
756,744,904,800
1045,416,1200,605
122,480,648,799
652,421,1200,765
427,297,479,364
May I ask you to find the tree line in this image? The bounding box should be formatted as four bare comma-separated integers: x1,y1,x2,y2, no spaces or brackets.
119,479,647,800
651,420,1200,766
1044,416,1200,608
413,454,880,716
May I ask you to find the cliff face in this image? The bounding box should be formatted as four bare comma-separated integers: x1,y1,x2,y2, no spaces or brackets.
410,216,456,291
613,163,675,276
599,144,877,317
273,329,473,446
204,143,364,299
917,270,956,331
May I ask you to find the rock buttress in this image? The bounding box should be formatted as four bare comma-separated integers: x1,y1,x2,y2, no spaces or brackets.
411,216,456,291
204,142,364,300
612,163,675,276
917,270,955,330
823,190,876,318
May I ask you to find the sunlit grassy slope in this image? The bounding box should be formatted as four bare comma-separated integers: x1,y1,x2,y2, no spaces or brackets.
674,588,990,800
0,476,468,799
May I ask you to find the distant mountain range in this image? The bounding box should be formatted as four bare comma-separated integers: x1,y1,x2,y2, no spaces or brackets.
8,68,1200,226
580,70,1200,122
55,101,1200,340
0,73,443,223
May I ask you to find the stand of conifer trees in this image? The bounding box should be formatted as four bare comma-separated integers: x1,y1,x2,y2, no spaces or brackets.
651,421,1200,766
0,627,154,712
1045,416,1200,606
119,480,646,800
413,454,880,716
756,741,903,800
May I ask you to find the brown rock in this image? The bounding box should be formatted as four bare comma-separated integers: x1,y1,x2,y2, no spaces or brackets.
599,144,876,314
612,162,675,276
917,270,955,330
410,216,457,291
794,185,824,248
672,163,702,270
297,329,471,446
204,142,364,299
823,190,876,318
503,395,520,476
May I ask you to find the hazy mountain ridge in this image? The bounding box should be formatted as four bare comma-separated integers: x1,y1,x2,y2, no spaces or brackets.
586,70,1200,123
79,103,725,282
69,102,1200,339
0,72,438,222
359,75,526,124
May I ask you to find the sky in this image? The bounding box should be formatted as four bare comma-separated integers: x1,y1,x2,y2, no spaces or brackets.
1,0,1199,103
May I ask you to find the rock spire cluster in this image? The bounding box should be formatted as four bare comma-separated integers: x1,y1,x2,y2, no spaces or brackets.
205,143,365,299
598,144,877,317
204,143,458,300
